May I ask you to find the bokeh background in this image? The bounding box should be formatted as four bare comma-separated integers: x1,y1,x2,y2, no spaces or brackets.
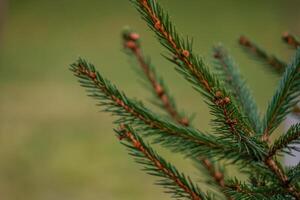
0,0,300,199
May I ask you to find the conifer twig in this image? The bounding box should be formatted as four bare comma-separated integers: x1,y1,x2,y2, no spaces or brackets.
130,0,266,161
70,59,202,146
122,31,233,197
69,1,300,199
213,45,261,133
262,48,300,142
122,30,189,126
239,35,286,74
283,31,300,127
283,32,300,49
130,0,278,197
116,124,205,200
239,35,300,118
70,58,254,163
269,123,300,157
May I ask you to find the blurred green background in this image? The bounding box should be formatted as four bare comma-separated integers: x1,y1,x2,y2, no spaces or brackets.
0,0,299,199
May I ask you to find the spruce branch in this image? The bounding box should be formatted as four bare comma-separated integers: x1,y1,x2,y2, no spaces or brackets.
239,35,300,118
130,0,265,161
115,124,207,200
122,29,189,126
239,36,286,74
269,123,300,157
213,45,261,133
262,48,300,141
69,1,300,199
127,0,297,196
122,30,232,197
70,58,257,164
283,32,300,49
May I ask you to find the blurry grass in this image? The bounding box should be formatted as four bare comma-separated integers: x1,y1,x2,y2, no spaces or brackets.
0,0,300,199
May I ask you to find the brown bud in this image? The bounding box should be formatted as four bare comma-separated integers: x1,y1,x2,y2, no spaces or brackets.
224,97,231,104
89,72,96,79
115,98,121,105
125,40,137,50
182,49,190,58
154,21,161,30
140,0,147,4
282,31,289,39
180,118,189,126
215,91,222,98
155,84,164,96
161,94,169,105
202,158,212,168
119,101,125,107
129,33,140,41
133,141,141,149
214,171,223,181
239,36,249,46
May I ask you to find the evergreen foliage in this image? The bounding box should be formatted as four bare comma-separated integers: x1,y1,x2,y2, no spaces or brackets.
115,124,209,200
70,0,300,199
213,45,261,133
